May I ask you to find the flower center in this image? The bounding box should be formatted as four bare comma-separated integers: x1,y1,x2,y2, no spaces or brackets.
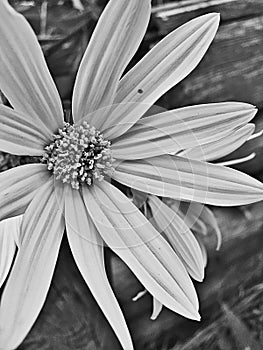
42,122,114,189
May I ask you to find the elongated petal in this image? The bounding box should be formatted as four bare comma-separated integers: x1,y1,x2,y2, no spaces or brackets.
0,105,52,155
83,181,200,320
151,298,163,320
0,164,50,221
113,155,263,206
73,0,151,124
0,216,22,288
0,1,63,132
65,188,133,350
148,195,204,281
112,103,256,159
181,123,255,161
163,199,204,232
0,180,65,350
194,235,208,267
195,205,222,249
166,199,222,249
103,13,220,139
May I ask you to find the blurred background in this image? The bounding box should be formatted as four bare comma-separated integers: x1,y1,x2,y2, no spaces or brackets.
4,1,263,349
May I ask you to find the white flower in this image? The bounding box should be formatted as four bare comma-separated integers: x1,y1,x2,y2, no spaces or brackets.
0,1,263,349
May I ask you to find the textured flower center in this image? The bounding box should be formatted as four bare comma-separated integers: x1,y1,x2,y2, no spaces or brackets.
42,122,114,189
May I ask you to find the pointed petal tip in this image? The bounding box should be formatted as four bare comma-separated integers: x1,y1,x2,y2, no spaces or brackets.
187,256,205,282
242,102,257,110
192,268,205,282
209,12,220,20
205,12,220,26
196,313,201,322
188,309,201,322
191,13,220,37
150,310,160,321
225,101,257,111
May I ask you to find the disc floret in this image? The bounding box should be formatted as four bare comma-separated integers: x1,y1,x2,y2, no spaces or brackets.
42,122,114,189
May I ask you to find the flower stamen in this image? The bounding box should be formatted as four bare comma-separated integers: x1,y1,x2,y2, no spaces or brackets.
42,122,114,189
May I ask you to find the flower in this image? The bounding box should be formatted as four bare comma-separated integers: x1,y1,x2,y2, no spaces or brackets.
0,0,263,349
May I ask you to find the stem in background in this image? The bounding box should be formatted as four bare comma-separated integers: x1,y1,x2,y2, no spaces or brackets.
40,0,48,38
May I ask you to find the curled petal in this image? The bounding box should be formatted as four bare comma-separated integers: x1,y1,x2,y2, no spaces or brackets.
151,298,163,320
166,200,222,250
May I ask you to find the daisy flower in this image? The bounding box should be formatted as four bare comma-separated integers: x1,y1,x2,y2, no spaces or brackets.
0,1,263,349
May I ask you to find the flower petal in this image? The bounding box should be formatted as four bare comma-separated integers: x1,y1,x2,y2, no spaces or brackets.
181,123,255,161
112,103,256,159
72,0,151,124
65,188,133,350
0,1,63,131
113,155,263,206
0,216,22,288
103,13,220,139
194,235,208,267
148,195,204,281
165,199,222,249
194,205,222,250
0,164,50,221
151,298,163,320
83,181,200,320
0,180,65,350
0,105,52,155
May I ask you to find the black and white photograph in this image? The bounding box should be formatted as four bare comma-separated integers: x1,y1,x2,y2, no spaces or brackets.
0,0,263,349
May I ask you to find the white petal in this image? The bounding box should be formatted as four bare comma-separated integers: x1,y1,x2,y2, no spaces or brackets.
151,298,163,320
112,103,256,160
0,216,22,288
0,164,50,221
167,200,222,249
0,1,63,132
103,13,220,139
0,180,65,350
148,195,204,281
83,181,200,320
194,236,208,267
73,0,151,124
113,155,263,206
0,105,52,155
65,187,133,350
181,123,255,161
197,206,222,250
